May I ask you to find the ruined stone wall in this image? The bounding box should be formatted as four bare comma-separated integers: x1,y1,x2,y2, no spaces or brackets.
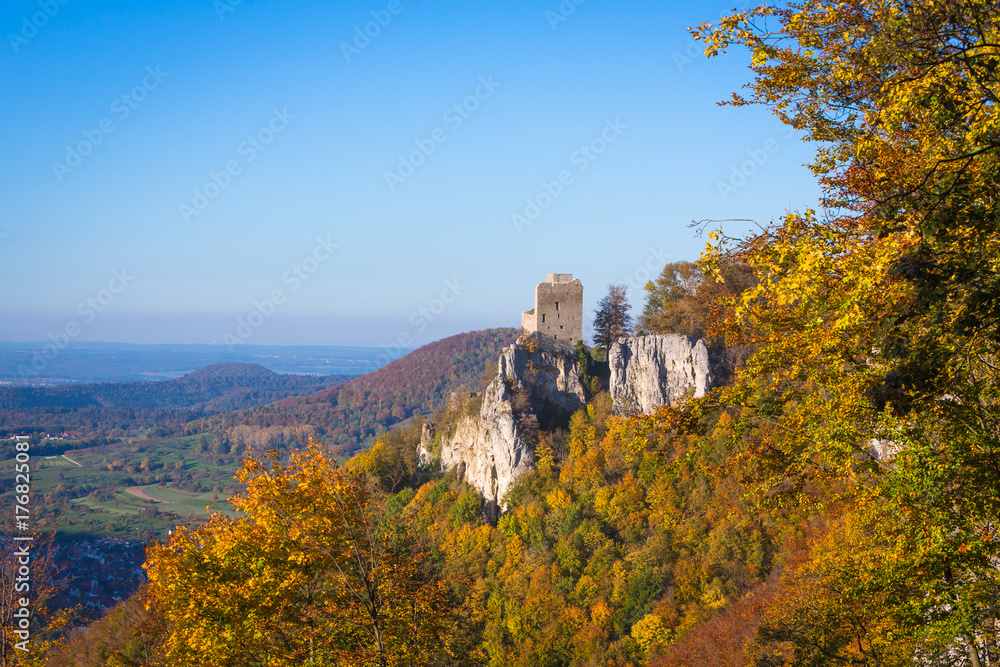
522,273,583,344
521,308,536,332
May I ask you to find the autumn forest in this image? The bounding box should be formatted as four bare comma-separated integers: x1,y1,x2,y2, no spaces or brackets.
7,1,1000,665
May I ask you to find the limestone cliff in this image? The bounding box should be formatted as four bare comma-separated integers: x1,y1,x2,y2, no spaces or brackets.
496,338,587,413
418,338,586,516
419,334,711,515
608,334,711,414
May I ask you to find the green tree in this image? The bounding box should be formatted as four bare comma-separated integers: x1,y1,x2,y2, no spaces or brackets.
639,259,756,381
638,261,703,337
639,260,754,342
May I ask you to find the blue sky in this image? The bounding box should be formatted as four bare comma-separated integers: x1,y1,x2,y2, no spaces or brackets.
0,0,820,349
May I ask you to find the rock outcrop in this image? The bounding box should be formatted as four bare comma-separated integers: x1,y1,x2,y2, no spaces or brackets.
418,338,586,517
496,338,587,412
608,334,711,414
419,334,711,516
868,438,902,463
420,378,530,518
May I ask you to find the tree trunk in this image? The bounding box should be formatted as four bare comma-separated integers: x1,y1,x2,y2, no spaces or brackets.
983,618,999,667
962,633,984,667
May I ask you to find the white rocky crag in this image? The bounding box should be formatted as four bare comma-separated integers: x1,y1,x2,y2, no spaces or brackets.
419,377,529,517
496,338,587,412
868,438,903,463
608,334,711,414
419,334,711,515
418,339,586,516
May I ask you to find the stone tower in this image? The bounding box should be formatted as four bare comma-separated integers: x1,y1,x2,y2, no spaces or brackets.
521,273,583,343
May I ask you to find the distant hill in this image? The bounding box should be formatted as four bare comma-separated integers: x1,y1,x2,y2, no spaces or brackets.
201,328,519,455
0,342,389,384
0,363,347,436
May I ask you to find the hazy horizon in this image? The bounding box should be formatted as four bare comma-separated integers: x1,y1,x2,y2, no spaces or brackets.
2,0,821,349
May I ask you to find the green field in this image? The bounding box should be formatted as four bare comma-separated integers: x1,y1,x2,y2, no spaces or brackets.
73,486,234,517
127,485,235,514
0,433,243,541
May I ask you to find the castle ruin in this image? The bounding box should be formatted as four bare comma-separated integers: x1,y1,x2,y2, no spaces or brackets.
521,273,583,343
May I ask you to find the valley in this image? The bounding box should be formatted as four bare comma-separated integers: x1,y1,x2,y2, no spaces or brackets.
0,330,519,624
5,2,998,659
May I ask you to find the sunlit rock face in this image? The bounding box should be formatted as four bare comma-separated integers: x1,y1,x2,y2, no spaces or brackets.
608,334,711,415
419,335,710,518
418,338,585,518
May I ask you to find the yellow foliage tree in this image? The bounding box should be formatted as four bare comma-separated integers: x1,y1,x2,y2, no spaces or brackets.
145,441,451,667
691,0,1000,663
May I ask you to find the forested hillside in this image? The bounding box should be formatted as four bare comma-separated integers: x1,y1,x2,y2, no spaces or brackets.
199,328,518,455
22,1,1000,665
0,363,346,437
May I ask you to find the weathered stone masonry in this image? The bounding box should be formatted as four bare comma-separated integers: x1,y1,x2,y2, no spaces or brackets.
521,273,583,343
